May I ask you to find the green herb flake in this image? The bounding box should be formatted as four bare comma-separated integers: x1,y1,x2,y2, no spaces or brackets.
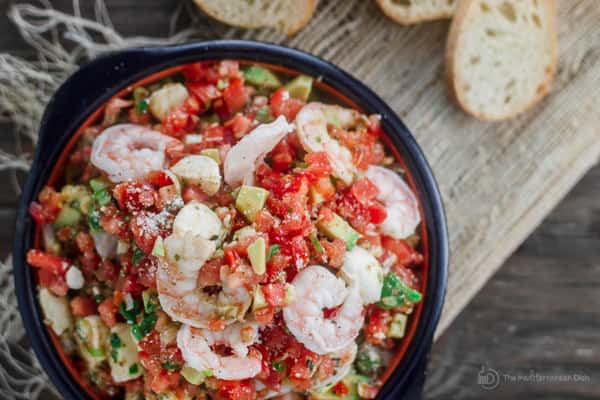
87,205,102,232
136,99,149,114
132,247,144,266
163,361,180,371
129,363,139,375
272,361,285,372
310,236,323,254
267,244,280,261
93,188,112,206
110,332,122,349
118,299,140,324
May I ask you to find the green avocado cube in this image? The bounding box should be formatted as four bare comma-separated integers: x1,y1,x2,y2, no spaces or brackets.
243,65,282,89
317,212,360,250
285,75,313,101
247,237,266,275
235,185,269,222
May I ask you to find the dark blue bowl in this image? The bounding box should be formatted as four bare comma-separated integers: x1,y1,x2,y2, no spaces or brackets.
13,40,448,400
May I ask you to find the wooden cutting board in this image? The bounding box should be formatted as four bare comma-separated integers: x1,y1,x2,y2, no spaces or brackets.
209,0,600,335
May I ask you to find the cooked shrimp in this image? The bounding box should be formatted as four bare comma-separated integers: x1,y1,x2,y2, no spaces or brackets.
340,247,383,304
170,155,221,196
224,115,293,187
156,202,251,328
177,322,262,380
295,102,361,185
91,123,181,183
283,266,364,355
365,165,421,239
312,343,357,390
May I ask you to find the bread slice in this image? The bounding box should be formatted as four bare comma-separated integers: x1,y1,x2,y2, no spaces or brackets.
193,0,318,35
376,0,456,25
446,0,557,121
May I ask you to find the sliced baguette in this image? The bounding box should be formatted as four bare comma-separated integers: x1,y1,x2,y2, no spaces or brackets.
446,0,557,121
193,0,318,35
376,0,456,25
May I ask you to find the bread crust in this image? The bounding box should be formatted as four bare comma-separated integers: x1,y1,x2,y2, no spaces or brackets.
376,0,454,25
193,0,317,35
445,0,557,121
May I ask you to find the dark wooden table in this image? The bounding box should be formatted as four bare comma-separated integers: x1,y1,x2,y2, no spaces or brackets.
1,1,598,399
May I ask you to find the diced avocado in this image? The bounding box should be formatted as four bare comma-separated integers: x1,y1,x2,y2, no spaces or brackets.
181,366,213,385
200,148,221,164
310,372,370,400
317,213,360,250
388,313,408,339
151,236,165,257
284,283,296,305
247,237,266,275
75,315,109,368
60,184,90,204
309,186,326,205
252,285,268,311
243,65,282,89
235,185,269,222
108,323,143,382
53,206,81,228
285,75,313,101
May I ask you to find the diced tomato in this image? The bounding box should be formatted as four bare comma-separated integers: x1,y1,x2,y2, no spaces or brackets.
321,239,346,269
269,88,305,120
365,306,392,346
70,296,97,317
254,306,275,325
98,298,119,327
137,256,159,289
225,113,252,139
183,61,220,83
113,182,157,213
218,60,242,80
157,185,179,209
288,236,310,269
162,107,197,137
381,236,422,267
95,259,119,283
197,259,222,288
148,369,181,394
37,269,68,296
130,211,172,254
98,205,129,239
254,210,275,233
117,272,143,295
270,138,296,172
222,78,248,113
261,284,286,307
333,381,350,396
26,249,69,275
311,177,336,202
303,152,332,182
217,379,256,400
182,184,209,204
224,247,242,270
266,251,291,283
187,82,220,109
368,203,387,224
28,202,46,225
147,171,174,188
350,177,379,205
30,187,62,223
165,139,186,164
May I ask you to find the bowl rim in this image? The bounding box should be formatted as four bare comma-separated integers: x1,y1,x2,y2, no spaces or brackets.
13,40,448,399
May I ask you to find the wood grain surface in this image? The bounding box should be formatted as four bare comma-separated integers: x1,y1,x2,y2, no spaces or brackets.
0,0,598,399
425,166,600,399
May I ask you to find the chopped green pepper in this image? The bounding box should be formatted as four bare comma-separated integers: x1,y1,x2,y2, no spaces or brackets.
118,299,140,325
